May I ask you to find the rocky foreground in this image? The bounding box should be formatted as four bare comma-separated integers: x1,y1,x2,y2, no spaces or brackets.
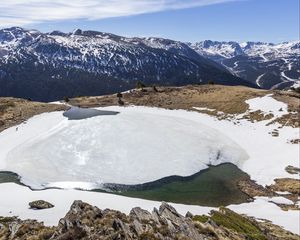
0,201,299,240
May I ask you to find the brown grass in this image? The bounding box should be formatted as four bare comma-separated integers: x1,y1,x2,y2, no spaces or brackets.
268,178,300,195
68,84,299,127
69,85,268,114
0,97,68,133
0,85,298,133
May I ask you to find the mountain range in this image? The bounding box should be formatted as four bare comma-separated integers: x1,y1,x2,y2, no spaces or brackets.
0,27,298,101
189,40,299,89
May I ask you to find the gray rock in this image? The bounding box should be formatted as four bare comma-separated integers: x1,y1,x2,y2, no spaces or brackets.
130,207,153,222
186,211,194,218
29,200,54,210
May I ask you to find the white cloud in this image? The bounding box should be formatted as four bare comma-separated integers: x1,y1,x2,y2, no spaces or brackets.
0,0,237,27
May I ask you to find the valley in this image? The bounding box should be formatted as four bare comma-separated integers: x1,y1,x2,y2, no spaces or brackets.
190,41,300,90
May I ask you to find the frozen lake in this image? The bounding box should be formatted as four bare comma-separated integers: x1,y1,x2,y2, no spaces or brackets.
0,106,248,190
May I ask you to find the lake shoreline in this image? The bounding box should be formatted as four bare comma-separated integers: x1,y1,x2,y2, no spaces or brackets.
0,163,252,207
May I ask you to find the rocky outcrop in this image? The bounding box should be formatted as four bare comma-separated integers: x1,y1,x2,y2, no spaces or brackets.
0,217,55,240
51,201,208,239
1,201,299,240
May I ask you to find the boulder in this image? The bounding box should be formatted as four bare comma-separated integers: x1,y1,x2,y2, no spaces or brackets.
29,200,54,210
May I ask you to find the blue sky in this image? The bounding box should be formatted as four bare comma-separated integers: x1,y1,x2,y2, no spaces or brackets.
1,0,299,43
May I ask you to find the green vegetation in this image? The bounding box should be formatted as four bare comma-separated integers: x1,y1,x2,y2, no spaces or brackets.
193,215,209,223
210,207,267,240
193,208,268,240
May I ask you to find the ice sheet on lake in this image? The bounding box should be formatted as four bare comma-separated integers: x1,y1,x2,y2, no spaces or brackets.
0,107,248,189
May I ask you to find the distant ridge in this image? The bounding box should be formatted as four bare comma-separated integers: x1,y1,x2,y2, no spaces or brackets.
189,40,300,89
0,27,255,101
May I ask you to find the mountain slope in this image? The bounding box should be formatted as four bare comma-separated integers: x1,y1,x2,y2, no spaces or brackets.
189,40,300,89
0,27,254,101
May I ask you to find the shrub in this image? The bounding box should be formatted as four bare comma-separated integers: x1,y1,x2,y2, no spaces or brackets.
136,80,146,89
195,224,217,238
63,96,70,102
152,85,158,92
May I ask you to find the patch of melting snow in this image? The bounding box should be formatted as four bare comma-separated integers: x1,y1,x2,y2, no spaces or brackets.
193,107,215,112
275,191,291,195
292,81,300,88
121,88,135,94
267,196,294,205
245,94,288,118
48,101,65,105
229,197,299,234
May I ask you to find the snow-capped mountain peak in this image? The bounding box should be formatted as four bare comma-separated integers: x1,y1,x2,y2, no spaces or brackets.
0,27,254,101
189,40,300,89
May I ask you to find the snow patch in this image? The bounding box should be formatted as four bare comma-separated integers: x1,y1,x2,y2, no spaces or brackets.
275,191,292,195
267,196,294,205
229,197,299,234
245,94,288,118
193,107,215,112
0,183,214,227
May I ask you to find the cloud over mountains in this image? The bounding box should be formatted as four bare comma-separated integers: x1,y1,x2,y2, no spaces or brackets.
0,0,236,27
